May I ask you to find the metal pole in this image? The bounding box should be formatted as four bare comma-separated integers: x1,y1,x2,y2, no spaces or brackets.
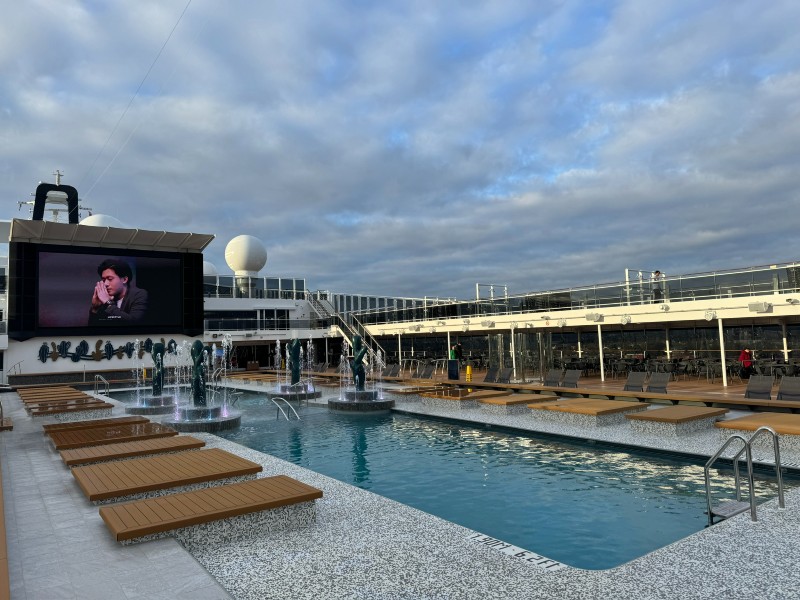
782,321,789,361
597,324,605,382
510,325,516,381
718,317,727,387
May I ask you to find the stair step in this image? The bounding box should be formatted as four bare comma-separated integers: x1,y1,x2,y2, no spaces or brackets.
711,501,751,520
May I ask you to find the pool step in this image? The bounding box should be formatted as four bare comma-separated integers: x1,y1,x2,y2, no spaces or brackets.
710,501,751,521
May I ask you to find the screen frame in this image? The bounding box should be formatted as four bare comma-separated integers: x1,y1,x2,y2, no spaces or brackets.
8,242,204,340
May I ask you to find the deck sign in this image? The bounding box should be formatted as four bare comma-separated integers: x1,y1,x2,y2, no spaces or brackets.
467,532,567,571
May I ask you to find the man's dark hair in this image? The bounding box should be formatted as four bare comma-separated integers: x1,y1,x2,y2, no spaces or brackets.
97,258,133,282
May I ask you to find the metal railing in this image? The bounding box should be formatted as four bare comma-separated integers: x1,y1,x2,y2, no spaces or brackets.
353,262,800,326
94,374,110,396
704,426,784,526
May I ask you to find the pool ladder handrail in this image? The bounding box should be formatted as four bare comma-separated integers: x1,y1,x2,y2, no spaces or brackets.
704,426,785,526
94,374,110,396
268,395,300,421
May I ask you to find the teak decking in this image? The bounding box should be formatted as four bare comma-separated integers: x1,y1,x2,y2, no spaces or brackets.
71,448,263,501
98,474,323,542
47,422,177,450
59,436,206,466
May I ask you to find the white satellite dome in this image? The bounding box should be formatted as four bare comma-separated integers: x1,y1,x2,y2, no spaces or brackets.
80,213,127,228
203,261,219,276
225,235,267,276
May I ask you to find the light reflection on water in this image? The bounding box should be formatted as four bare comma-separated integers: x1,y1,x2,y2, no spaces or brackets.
114,389,793,569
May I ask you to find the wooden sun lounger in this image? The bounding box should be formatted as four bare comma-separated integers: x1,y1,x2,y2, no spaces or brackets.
626,405,728,423
479,394,559,406
21,392,90,404
99,474,323,542
71,448,263,501
25,396,98,411
529,398,648,415
30,401,114,418
60,436,206,466
716,412,800,435
17,386,78,397
421,389,511,401
48,422,177,450
43,416,150,433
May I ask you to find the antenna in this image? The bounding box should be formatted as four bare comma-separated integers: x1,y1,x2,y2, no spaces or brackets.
18,170,93,222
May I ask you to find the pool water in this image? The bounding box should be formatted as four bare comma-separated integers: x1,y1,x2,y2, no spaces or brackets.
208,393,788,570
111,389,790,569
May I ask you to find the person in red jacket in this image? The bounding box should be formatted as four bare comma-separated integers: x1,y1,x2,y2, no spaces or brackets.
738,348,754,379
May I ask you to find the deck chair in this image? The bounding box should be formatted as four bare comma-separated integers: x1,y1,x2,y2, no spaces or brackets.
495,368,513,384
543,369,563,386
744,375,773,400
561,370,581,388
776,376,800,401
646,372,670,394
415,364,435,380
623,371,648,392
482,367,499,383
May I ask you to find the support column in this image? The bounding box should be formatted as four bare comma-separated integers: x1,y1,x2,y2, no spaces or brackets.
510,325,517,381
782,321,789,361
597,324,605,382
718,317,727,387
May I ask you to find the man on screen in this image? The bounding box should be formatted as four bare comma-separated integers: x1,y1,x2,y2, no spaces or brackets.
88,258,149,324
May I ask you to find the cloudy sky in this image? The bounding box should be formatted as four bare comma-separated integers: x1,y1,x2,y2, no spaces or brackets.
2,1,799,299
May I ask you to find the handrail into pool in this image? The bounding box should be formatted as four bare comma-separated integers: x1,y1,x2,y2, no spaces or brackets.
704,426,784,526
94,374,110,396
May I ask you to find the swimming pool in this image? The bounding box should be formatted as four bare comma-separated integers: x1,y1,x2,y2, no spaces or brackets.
213,392,790,570
111,388,789,569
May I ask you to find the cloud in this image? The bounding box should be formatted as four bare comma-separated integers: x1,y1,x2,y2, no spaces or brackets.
1,0,799,299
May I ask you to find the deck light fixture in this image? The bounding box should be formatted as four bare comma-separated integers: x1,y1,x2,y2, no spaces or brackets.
660,304,670,311
558,319,567,327
480,320,495,328
620,315,632,325
704,310,716,321
585,313,603,322
748,302,772,313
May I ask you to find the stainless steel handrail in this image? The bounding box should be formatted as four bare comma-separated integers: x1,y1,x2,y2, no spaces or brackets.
748,426,785,510
704,426,785,526
267,395,300,420
93,374,110,396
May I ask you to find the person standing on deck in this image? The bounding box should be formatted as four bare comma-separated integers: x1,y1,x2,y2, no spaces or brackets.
739,348,754,379
652,270,664,303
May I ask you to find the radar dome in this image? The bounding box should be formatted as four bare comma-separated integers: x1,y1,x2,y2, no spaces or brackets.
80,214,127,228
203,261,219,276
225,235,267,275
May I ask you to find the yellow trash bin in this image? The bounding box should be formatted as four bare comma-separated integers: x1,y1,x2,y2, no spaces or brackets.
466,365,472,382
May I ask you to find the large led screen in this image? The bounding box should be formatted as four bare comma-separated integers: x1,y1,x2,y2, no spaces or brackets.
7,242,206,339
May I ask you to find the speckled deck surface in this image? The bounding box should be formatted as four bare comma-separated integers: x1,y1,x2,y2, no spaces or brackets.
4,386,800,599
